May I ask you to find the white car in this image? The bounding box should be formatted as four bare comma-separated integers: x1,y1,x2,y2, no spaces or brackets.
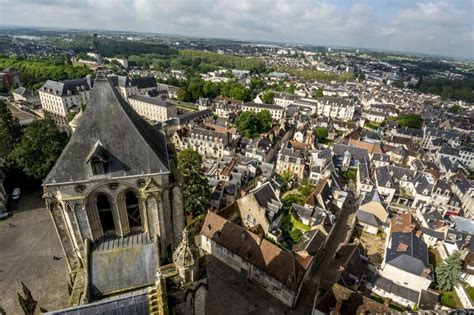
12,188,21,201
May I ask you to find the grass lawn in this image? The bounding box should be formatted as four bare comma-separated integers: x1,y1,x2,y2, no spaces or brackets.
172,101,198,111
281,182,315,208
290,214,311,232
462,282,474,303
440,290,463,309
365,122,381,130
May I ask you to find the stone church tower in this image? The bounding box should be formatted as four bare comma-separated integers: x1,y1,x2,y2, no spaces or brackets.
42,71,184,300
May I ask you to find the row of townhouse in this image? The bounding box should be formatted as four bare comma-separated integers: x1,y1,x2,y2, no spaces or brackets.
39,75,159,126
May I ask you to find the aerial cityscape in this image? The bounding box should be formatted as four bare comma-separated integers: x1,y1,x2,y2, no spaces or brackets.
0,1,473,314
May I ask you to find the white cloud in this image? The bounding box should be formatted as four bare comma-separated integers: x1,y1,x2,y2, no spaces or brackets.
0,0,472,58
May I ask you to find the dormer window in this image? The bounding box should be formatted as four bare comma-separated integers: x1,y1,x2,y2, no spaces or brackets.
91,156,108,175
87,141,110,176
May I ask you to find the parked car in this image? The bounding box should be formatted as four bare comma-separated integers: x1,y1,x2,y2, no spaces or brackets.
12,187,21,201
0,210,9,220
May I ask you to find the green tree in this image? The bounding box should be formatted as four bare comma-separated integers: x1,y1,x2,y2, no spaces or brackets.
176,88,190,102
287,84,295,94
177,149,210,216
313,88,324,99
0,101,22,162
390,114,424,129
262,90,274,104
236,110,272,138
281,170,293,184
436,251,462,291
9,119,68,180
449,105,462,113
315,127,329,142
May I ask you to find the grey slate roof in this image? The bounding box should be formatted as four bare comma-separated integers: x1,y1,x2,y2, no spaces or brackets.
420,226,445,240
358,162,373,185
361,189,382,206
90,234,158,297
357,210,381,227
413,175,433,196
396,126,423,138
385,230,431,278
451,216,474,235
46,289,150,315
43,72,170,185
372,276,420,303
293,229,326,255
375,166,394,188
243,102,283,110
333,144,369,162
251,182,282,220
131,77,157,89
40,77,93,96
425,127,463,141
129,95,174,107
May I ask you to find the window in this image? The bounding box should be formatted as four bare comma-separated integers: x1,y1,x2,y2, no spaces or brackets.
91,157,108,175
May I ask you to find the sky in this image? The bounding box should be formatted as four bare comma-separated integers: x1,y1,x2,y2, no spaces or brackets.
0,0,473,59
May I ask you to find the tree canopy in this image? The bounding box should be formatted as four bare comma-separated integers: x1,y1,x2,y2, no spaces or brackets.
177,149,210,216
9,119,68,180
0,56,92,90
235,110,273,139
389,114,424,129
315,127,329,142
0,101,21,163
262,90,275,104
415,78,474,103
436,251,462,291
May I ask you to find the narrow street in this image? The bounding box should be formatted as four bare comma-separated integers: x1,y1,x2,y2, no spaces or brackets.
293,192,358,314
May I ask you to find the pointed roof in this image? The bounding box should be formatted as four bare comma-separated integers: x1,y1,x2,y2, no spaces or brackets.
44,72,169,186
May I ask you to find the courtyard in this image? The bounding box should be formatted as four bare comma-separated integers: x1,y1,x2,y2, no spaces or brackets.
0,189,69,314
206,256,294,315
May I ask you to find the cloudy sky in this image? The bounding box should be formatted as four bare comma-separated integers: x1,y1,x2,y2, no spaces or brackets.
0,0,472,59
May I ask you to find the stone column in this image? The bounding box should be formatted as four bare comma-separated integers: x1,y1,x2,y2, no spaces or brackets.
110,199,123,237
64,202,84,256
74,202,93,241
86,198,103,241
116,193,130,236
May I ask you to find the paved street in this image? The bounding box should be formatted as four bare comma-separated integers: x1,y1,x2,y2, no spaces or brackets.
0,189,69,314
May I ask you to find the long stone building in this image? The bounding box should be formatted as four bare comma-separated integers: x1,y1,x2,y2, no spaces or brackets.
42,71,184,304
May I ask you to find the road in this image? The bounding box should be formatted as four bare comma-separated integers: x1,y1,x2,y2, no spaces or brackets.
293,191,358,314
0,189,69,314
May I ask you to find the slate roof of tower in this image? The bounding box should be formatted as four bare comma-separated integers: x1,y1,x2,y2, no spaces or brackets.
43,72,170,186
46,289,150,315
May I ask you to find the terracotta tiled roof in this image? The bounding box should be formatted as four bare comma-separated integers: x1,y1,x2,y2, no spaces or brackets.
201,212,307,291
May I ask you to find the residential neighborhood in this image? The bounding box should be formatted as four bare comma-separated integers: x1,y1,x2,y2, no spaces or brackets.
0,6,473,314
